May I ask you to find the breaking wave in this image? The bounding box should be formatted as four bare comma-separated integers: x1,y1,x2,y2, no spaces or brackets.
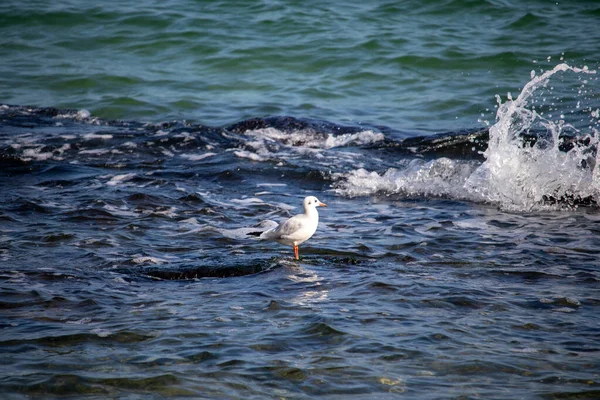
334,63,600,210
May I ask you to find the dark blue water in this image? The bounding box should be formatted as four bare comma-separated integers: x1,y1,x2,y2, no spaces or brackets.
1,98,600,398
2,0,600,398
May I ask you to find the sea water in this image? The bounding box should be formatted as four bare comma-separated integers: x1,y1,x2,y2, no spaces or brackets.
1,1,600,398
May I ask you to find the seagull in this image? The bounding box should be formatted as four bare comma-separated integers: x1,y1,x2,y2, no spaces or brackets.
248,196,326,259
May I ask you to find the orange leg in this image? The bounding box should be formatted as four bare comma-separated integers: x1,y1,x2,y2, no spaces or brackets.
293,245,299,260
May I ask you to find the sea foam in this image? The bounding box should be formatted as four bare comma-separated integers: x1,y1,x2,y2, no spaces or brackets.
335,63,599,210
465,63,599,210
233,127,384,162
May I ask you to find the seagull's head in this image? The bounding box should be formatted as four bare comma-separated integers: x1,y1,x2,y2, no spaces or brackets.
303,196,327,210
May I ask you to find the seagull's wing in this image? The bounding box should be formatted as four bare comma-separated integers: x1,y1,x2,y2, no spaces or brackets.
276,216,303,237
259,215,301,240
245,220,279,238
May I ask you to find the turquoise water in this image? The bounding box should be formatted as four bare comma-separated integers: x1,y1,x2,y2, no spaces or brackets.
2,1,600,399
1,0,599,131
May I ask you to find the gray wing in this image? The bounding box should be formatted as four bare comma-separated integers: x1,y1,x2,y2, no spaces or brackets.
263,216,302,240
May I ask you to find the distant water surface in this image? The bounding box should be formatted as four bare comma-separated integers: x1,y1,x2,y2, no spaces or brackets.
1,0,599,131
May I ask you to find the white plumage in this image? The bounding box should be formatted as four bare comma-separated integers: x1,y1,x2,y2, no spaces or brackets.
251,196,326,259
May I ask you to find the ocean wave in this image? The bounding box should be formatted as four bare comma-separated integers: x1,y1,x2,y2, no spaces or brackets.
334,63,600,210
2,63,599,211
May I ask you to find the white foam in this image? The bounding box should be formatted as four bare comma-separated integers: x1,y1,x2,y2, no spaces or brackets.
56,144,71,154
84,133,113,140
233,127,383,163
464,63,599,210
149,207,178,218
106,173,136,186
179,217,199,225
22,148,53,161
334,159,478,199
234,150,267,162
79,149,110,155
180,152,216,161
323,130,384,148
77,109,91,119
103,204,139,217
67,317,92,325
91,328,111,337
257,183,288,187
244,127,383,149
335,63,599,210
132,256,167,264
161,148,175,157
112,276,129,284
16,142,71,161
230,197,265,205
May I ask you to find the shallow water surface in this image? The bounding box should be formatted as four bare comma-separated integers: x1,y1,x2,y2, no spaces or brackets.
1,103,600,398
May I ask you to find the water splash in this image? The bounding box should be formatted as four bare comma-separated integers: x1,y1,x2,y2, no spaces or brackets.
335,63,600,210
465,63,599,210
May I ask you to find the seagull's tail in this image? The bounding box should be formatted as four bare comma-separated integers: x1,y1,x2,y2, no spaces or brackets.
246,220,279,240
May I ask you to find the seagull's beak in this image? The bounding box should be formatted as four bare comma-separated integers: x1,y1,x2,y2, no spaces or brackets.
318,202,327,207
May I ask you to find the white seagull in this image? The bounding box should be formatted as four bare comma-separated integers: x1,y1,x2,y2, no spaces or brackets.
248,196,326,259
